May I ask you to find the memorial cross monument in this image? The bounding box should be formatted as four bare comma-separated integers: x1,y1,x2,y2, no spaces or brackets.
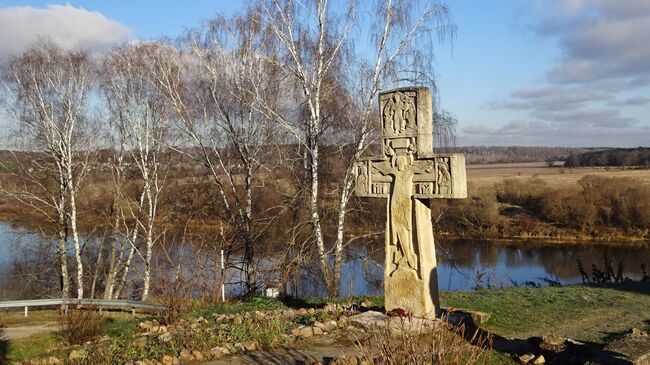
354,86,467,318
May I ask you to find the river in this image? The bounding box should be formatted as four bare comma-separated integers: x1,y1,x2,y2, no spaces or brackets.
1,221,649,298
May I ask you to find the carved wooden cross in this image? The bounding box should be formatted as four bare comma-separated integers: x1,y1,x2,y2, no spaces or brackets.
354,87,467,318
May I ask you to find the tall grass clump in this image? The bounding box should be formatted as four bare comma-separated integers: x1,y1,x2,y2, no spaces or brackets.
58,308,105,345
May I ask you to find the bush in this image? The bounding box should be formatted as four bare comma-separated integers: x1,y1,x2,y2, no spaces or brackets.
436,185,505,237
58,307,105,345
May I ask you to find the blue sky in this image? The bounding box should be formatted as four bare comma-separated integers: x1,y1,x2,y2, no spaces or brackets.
0,0,648,147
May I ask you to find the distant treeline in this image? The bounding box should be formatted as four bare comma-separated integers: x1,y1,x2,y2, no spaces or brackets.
3,146,642,173
565,148,650,167
0,146,605,170
441,146,603,164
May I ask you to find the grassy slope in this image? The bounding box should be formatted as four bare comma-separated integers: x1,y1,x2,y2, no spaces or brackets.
2,283,648,362
441,282,650,343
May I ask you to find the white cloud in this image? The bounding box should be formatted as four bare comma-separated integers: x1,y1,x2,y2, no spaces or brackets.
540,1,650,84
0,4,130,64
480,0,650,147
460,120,649,147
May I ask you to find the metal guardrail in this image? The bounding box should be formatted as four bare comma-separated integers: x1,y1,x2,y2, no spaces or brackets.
0,298,165,317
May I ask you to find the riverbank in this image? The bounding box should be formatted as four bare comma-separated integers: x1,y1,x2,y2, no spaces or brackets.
2,283,648,364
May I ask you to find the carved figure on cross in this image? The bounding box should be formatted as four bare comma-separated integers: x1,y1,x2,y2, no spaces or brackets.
353,86,467,318
372,150,433,271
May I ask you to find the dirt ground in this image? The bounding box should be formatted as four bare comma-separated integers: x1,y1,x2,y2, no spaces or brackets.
4,322,57,340
467,162,650,187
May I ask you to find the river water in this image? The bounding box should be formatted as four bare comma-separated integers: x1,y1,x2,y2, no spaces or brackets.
1,221,649,297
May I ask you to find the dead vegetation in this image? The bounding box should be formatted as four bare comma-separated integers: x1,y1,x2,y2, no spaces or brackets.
57,308,106,345
352,317,494,365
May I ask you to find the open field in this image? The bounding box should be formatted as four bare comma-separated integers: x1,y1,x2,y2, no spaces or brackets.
467,162,650,187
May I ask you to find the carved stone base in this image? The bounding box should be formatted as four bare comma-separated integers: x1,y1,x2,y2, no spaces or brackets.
384,198,440,319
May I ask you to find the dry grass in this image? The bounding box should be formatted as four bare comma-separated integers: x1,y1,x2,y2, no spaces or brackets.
468,162,650,188
57,308,105,345
352,316,498,365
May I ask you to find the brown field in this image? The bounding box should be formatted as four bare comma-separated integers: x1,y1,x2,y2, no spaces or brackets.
467,162,650,187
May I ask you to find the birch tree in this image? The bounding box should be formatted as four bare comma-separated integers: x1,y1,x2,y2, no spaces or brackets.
258,0,455,295
1,42,94,299
101,43,170,300
151,13,281,294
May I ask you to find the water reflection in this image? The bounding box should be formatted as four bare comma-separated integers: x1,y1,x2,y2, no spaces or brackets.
0,222,648,298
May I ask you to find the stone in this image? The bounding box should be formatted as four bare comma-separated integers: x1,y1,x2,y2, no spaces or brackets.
518,353,535,363
192,350,204,361
349,310,438,333
307,308,316,314
312,326,324,335
133,336,150,348
324,320,338,331
353,86,467,318
296,308,309,316
161,355,180,365
324,303,339,313
360,300,373,309
532,355,546,364
233,314,243,325
469,311,491,325
349,311,389,327
242,340,260,352
291,326,314,337
139,321,154,331
39,357,62,365
282,309,296,318
313,321,326,330
158,332,173,343
600,332,650,365
209,346,229,359
331,355,359,365
179,348,194,361
541,335,566,352
68,349,88,361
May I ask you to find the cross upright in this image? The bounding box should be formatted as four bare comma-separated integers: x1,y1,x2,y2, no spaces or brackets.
354,86,467,318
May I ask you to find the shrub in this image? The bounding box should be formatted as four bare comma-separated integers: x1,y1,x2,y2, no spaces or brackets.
58,307,105,345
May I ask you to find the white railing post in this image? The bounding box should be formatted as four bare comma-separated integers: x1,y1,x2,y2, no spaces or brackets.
24,306,28,317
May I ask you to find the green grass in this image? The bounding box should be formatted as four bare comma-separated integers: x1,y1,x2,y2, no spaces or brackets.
102,316,143,337
188,296,288,318
441,282,650,343
0,309,144,326
186,294,385,319
5,333,58,362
